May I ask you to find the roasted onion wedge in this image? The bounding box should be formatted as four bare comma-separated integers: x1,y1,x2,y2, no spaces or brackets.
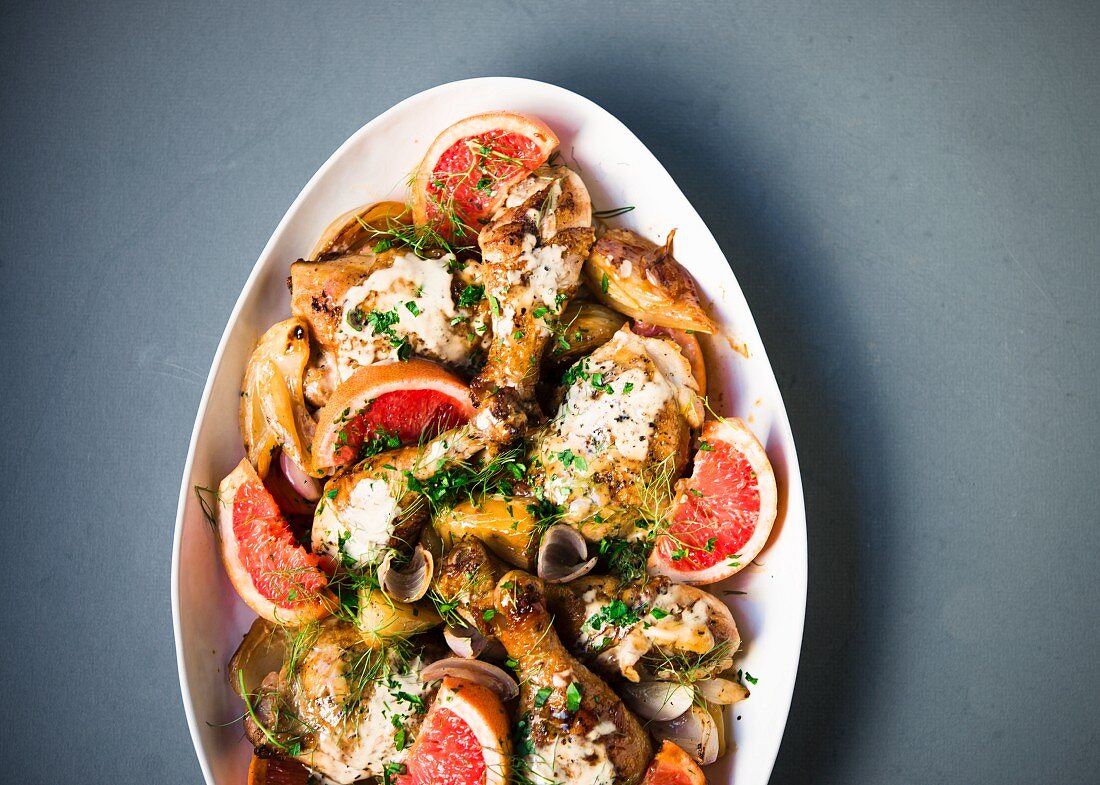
433,496,538,570
584,228,715,334
546,300,628,367
240,317,315,478
309,200,409,260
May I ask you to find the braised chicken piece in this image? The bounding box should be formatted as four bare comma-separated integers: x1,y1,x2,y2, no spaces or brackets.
432,538,508,636
547,575,740,683
492,570,652,785
241,620,436,785
289,249,488,392
313,427,481,568
528,325,704,540
470,167,595,443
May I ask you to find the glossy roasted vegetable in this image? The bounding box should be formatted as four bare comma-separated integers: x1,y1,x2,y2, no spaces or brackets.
583,228,715,333
309,200,409,260
355,586,441,646
239,317,315,479
546,299,628,366
433,495,538,570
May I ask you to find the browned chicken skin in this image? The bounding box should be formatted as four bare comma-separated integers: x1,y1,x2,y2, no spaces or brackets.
492,570,653,785
312,428,482,567
241,620,437,784
528,326,704,540
470,167,595,443
547,575,740,683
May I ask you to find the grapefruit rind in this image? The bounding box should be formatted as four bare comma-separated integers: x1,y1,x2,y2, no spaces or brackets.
311,359,475,471
648,417,778,585
411,112,559,232
217,458,333,625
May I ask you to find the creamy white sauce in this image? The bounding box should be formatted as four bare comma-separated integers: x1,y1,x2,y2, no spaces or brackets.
301,656,429,784
528,733,615,785
312,477,400,567
335,252,469,379
580,584,719,681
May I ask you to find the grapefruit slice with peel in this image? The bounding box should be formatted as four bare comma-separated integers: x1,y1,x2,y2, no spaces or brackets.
641,741,707,785
311,359,475,471
648,418,777,585
634,320,708,394
412,112,558,240
397,676,511,785
217,459,333,625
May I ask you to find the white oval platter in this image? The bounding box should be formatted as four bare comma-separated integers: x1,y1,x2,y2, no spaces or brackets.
172,76,807,785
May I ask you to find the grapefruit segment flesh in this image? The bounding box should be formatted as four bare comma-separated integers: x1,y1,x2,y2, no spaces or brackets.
217,459,332,624
312,359,475,470
640,741,708,785
412,112,558,239
397,677,510,785
648,418,777,585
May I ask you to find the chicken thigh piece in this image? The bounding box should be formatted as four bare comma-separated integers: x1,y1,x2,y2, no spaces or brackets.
547,575,740,683
493,571,653,785
242,620,436,785
470,167,595,443
313,427,481,568
529,325,704,540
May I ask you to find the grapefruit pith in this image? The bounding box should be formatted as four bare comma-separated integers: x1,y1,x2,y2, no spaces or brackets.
217,459,333,625
648,418,778,585
311,359,475,471
397,677,511,785
412,112,558,240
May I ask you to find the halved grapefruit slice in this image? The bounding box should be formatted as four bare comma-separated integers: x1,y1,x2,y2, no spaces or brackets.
217,459,333,624
648,418,778,585
640,741,707,785
397,676,510,785
311,359,475,471
412,112,558,239
633,320,708,394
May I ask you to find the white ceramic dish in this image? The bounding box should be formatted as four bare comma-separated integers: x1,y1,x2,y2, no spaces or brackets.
172,76,807,785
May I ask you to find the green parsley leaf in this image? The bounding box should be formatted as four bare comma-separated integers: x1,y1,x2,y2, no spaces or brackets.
566,682,582,712
534,687,553,708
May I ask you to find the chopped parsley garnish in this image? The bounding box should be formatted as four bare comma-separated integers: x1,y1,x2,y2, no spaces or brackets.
565,682,582,712
533,687,552,708
600,272,610,293
556,449,588,471
586,599,641,632
698,440,715,452
458,284,484,308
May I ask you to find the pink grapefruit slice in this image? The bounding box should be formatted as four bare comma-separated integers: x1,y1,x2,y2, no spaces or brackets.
641,741,707,785
648,418,778,585
217,459,333,624
396,677,510,785
412,112,558,240
311,359,475,471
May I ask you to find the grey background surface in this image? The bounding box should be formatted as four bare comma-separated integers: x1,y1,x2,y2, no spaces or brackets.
1,1,1097,783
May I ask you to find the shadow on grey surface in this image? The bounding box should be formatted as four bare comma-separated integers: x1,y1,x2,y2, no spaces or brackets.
527,66,887,784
